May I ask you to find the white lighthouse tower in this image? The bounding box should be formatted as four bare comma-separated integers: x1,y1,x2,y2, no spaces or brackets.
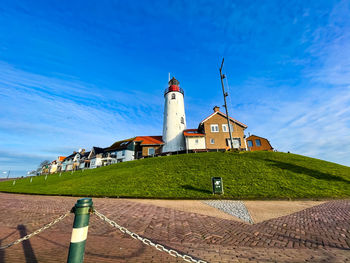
162,77,187,153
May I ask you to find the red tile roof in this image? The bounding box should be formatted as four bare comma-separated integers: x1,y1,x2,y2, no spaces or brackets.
183,129,205,137
134,136,164,145
58,156,66,161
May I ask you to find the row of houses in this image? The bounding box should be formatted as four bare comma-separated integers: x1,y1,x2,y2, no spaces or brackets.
42,106,273,174
43,136,164,174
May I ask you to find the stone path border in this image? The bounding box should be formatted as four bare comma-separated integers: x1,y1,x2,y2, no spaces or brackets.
203,200,253,224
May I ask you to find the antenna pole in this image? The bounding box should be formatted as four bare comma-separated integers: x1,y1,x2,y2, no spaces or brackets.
168,73,170,82
219,58,234,150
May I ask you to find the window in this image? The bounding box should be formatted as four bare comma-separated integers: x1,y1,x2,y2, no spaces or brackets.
227,138,241,148
171,93,176,100
255,139,261,146
122,150,125,156
210,124,219,132
195,139,199,144
181,117,184,124
222,124,233,132
247,140,253,147
210,138,215,144
148,148,155,156
230,124,234,132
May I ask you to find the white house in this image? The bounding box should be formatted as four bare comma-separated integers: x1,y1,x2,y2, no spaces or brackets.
183,129,206,151
61,152,76,171
49,156,66,174
103,138,135,164
88,147,105,169
78,150,90,169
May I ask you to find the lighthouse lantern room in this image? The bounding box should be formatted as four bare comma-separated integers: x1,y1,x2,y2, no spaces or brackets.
162,77,187,153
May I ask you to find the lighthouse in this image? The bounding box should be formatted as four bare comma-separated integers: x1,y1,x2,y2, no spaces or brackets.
162,77,187,153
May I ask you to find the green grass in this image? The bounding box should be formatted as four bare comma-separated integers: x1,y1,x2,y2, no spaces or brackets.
0,151,349,199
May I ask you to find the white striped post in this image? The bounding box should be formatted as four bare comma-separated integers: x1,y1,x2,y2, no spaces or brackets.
67,198,93,263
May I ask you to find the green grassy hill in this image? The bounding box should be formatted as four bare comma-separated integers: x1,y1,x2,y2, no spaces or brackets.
1,151,349,199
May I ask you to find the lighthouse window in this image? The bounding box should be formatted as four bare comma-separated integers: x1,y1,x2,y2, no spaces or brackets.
171,93,176,100
181,117,184,124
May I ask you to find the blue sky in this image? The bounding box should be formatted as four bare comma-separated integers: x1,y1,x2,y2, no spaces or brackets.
1,0,349,177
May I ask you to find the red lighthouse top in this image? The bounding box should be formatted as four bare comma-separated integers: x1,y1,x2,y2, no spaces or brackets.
164,77,184,96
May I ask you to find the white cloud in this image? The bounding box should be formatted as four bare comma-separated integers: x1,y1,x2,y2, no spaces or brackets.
241,85,350,166
0,62,165,173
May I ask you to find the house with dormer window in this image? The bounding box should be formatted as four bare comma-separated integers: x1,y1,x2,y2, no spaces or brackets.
103,138,134,164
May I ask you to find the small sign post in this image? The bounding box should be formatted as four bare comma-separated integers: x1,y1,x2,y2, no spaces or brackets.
212,177,223,194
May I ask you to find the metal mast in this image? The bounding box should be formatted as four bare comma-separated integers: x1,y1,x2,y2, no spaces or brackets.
219,58,234,150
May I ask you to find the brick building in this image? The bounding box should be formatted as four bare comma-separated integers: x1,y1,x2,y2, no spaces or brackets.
198,106,247,150
183,106,248,151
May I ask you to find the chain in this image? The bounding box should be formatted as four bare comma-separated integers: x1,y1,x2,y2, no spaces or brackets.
0,210,71,250
94,209,208,263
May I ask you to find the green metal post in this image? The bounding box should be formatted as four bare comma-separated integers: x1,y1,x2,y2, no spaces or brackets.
67,198,93,263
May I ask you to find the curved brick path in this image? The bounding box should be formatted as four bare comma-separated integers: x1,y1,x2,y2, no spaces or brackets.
0,193,349,262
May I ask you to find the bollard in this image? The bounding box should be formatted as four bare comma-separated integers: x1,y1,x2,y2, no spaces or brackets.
67,198,93,263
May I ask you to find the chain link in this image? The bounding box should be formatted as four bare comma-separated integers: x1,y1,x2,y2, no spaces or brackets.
93,209,207,263
0,210,71,250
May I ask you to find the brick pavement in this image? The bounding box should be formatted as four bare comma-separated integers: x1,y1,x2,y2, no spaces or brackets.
0,193,349,262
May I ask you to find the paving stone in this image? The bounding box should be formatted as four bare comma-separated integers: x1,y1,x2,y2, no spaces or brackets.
0,193,349,262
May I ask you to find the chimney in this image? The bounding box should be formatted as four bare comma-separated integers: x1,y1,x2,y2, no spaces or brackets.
213,106,220,112
81,149,85,154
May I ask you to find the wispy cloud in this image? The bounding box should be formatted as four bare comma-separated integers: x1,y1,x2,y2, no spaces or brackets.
0,62,164,174
236,1,350,166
